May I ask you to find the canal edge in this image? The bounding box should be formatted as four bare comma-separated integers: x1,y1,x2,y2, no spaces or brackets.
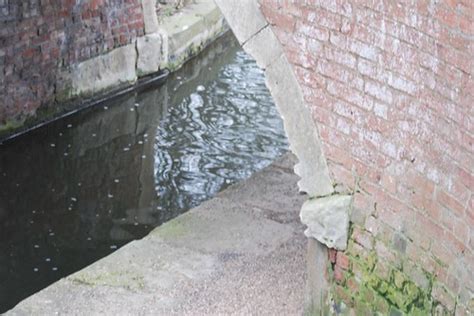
0,0,228,144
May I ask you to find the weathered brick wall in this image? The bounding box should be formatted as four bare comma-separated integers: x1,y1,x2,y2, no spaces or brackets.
0,0,144,127
260,0,472,314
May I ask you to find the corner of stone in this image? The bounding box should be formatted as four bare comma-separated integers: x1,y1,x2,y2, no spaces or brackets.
300,194,352,250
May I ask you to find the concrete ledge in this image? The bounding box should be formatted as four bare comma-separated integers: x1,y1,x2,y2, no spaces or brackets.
71,44,138,97
7,153,308,315
160,0,226,70
306,238,330,315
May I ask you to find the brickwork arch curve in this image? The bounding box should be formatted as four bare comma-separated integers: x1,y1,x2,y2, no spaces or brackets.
214,0,352,252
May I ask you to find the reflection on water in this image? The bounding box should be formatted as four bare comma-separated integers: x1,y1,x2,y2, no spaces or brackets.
0,33,288,312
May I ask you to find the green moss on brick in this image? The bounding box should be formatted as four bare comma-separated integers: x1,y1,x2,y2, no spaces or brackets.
328,229,437,315
393,270,406,289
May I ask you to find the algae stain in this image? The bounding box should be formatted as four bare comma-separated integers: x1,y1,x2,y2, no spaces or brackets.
152,216,188,239
0,118,24,133
331,248,435,315
70,269,145,291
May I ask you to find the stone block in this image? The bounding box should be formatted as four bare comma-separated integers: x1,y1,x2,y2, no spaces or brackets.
214,0,267,44
70,44,137,97
242,25,283,69
300,195,351,250
137,33,163,76
141,0,159,34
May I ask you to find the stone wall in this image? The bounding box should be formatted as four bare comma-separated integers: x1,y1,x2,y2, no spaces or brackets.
215,0,473,314
0,0,226,139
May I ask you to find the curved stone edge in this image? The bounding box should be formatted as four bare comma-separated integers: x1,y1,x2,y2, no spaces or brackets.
214,0,334,199
264,54,334,198
213,0,352,311
213,0,351,249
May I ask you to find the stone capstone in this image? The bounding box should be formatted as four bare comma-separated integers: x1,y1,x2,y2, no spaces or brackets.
71,44,137,97
300,195,352,250
137,33,164,76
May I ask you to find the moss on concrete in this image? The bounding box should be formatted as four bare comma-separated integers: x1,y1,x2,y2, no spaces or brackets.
71,269,145,291
0,118,24,133
152,215,189,238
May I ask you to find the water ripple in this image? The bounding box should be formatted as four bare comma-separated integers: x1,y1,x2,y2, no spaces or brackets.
154,50,288,211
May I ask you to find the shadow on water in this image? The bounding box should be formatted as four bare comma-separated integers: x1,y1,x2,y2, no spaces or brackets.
0,33,288,312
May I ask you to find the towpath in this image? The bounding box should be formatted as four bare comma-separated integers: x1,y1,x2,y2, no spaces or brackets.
9,153,307,315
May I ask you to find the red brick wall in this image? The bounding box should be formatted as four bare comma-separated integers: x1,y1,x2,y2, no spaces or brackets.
260,0,472,314
0,0,144,126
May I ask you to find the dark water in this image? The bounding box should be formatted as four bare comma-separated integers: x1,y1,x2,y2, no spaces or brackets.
0,34,288,311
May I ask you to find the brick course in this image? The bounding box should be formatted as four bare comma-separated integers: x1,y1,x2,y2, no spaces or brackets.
260,0,472,313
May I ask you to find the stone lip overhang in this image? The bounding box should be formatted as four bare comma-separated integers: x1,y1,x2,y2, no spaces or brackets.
300,195,352,250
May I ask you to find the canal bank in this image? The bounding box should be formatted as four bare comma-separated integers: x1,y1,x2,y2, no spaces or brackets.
0,0,227,142
8,153,307,315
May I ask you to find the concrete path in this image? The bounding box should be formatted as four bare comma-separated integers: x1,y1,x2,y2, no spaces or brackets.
9,153,307,315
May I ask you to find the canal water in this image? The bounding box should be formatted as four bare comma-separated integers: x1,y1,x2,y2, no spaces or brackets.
0,34,288,311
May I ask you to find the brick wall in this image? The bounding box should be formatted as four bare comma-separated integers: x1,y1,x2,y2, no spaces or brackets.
260,0,472,314
0,0,144,126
